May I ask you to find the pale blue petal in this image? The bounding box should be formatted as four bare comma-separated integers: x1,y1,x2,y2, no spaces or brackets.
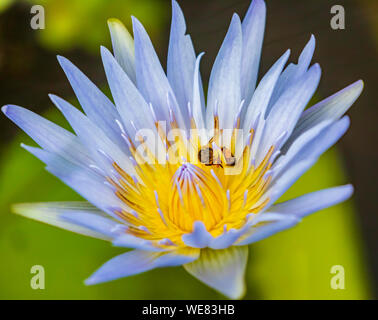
241,0,266,105
49,95,135,177
107,18,136,83
113,234,167,251
2,105,92,167
273,116,350,182
267,184,354,218
21,145,125,216
243,49,290,156
12,202,120,241
132,16,186,130
184,246,248,299
257,64,321,164
206,14,242,129
236,215,299,245
192,53,206,132
208,223,251,250
167,0,196,118
272,119,333,178
57,56,125,149
85,248,200,285
101,46,155,132
288,80,363,145
263,158,318,207
238,184,353,245
60,210,123,238
268,35,315,113
296,34,316,77
182,221,213,248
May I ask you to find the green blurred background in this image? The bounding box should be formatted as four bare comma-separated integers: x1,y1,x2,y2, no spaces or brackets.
0,0,376,299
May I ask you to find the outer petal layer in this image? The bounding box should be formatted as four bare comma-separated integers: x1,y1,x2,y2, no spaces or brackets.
184,246,248,299
267,184,354,218
11,202,122,241
206,13,242,129
85,248,200,285
241,0,266,105
107,18,136,83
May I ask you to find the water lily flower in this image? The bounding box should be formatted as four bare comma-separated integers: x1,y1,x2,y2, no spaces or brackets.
2,0,363,299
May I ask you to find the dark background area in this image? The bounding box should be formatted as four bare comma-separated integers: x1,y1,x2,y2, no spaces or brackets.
0,0,376,298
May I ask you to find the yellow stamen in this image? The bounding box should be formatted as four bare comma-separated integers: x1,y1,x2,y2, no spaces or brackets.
109,127,274,247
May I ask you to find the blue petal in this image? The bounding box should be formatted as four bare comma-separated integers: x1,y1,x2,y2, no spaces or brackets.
107,18,136,83
132,16,186,130
288,80,363,145
182,221,213,248
167,0,196,119
272,119,333,179
49,95,135,178
268,35,316,112
273,116,350,184
2,105,92,167
241,0,266,105
297,35,315,68
263,158,318,207
21,145,126,217
85,248,200,285
113,234,167,251
192,53,206,133
257,63,321,164
12,202,121,241
238,184,353,245
243,50,290,157
101,46,155,132
243,49,290,131
57,56,125,149
236,214,299,245
60,209,123,238
206,13,242,129
267,184,354,218
260,116,343,205
184,246,248,299
208,224,251,250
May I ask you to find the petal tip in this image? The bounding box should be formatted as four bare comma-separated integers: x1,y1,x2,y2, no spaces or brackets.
100,45,110,56
344,184,354,198
48,94,61,109
231,12,242,25
107,17,122,26
252,0,267,11
56,55,66,65
356,79,364,90
1,105,9,115
131,15,140,27
84,277,97,286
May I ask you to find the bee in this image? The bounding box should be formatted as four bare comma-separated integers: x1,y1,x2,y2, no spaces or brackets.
198,146,236,167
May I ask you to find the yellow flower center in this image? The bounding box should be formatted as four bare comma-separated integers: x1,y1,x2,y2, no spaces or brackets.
108,118,274,248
